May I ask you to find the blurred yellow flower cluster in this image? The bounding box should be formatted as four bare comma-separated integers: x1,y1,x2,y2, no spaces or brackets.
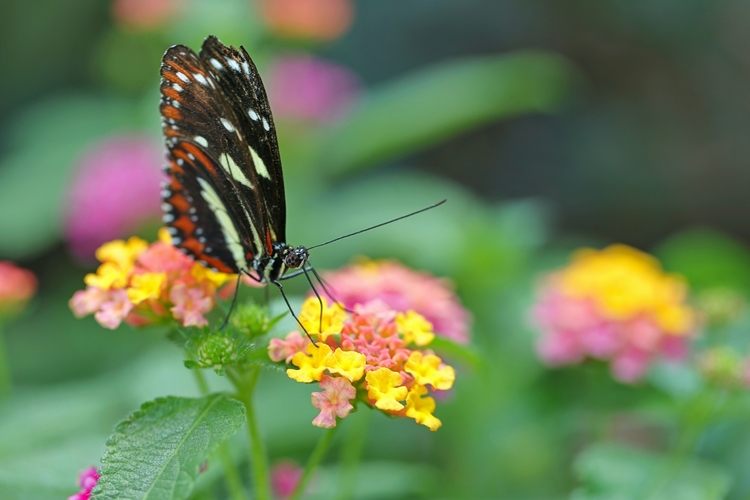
559,244,694,335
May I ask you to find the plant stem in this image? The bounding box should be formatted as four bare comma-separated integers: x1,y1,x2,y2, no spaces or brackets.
191,369,247,500
228,367,271,500
290,427,338,500
0,324,11,398
336,410,371,500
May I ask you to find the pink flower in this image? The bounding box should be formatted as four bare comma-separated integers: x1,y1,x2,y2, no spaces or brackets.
111,0,181,29
271,460,303,499
0,261,37,317
94,289,134,329
69,287,109,318
269,331,310,363
65,135,165,261
259,0,354,41
169,283,213,327
311,374,356,428
321,260,471,344
68,467,99,500
267,54,361,123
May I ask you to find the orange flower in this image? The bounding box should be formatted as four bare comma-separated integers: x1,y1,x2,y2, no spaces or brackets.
259,0,354,41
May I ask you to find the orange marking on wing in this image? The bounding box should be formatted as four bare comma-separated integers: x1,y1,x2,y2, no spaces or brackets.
173,215,196,235
265,229,274,255
181,142,217,175
183,237,204,255
162,105,182,120
162,71,185,86
169,193,190,212
162,86,181,101
199,254,236,274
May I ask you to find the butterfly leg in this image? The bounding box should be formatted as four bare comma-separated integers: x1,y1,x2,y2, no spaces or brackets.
299,266,324,333
219,272,245,330
272,279,318,347
279,264,352,313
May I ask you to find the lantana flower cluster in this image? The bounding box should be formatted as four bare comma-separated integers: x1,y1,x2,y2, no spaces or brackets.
319,259,471,344
69,229,234,329
269,297,455,431
532,244,696,382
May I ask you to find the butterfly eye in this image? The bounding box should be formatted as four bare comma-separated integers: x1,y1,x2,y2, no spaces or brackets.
283,246,309,269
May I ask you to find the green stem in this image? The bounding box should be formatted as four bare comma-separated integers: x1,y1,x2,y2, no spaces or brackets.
228,367,271,500
0,323,11,398
191,369,247,500
290,427,338,500
335,410,371,500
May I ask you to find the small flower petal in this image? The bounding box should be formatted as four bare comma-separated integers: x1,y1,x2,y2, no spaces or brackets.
269,331,309,363
405,385,442,431
396,310,435,346
404,351,455,390
325,348,366,381
311,374,356,427
298,296,346,341
365,367,408,411
127,272,166,304
287,343,332,383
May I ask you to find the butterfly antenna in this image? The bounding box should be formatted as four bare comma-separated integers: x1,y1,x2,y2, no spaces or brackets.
307,199,447,250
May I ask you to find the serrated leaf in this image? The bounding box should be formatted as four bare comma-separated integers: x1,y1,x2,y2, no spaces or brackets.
93,394,245,500
573,443,731,500
307,51,575,175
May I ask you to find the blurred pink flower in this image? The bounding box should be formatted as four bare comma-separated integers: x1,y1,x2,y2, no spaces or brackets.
112,0,181,29
267,54,361,123
259,0,354,41
68,467,99,500
532,288,691,383
169,283,213,327
320,260,470,344
0,261,37,317
65,135,165,261
271,460,303,499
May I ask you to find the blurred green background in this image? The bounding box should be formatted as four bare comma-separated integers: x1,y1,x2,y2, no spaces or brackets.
4,1,750,499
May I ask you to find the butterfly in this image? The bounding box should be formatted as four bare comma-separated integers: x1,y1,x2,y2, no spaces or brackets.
159,35,444,331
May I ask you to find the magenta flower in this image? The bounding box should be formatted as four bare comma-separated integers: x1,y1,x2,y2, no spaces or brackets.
68,467,99,500
320,259,471,344
271,460,303,499
311,374,356,428
266,54,361,123
65,135,165,261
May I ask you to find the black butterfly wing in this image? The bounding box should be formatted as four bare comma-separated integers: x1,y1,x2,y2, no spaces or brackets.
198,35,287,245
159,39,280,274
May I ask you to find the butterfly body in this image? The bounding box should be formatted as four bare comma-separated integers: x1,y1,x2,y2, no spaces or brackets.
159,35,307,284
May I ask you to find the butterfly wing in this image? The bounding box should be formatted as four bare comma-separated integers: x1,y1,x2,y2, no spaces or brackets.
159,38,285,274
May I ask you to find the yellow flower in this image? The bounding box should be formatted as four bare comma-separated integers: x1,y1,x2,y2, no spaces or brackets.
405,384,442,431
557,244,694,335
287,343,332,383
396,310,435,346
325,348,366,382
96,237,148,268
127,272,166,304
404,351,455,390
158,227,173,245
365,368,408,411
298,296,346,341
191,263,234,288
84,262,130,290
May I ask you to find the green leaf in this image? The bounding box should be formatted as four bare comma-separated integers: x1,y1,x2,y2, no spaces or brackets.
93,394,245,500
309,51,575,175
655,228,750,293
572,443,731,500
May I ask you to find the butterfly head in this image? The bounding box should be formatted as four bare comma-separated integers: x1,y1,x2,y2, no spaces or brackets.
282,245,309,269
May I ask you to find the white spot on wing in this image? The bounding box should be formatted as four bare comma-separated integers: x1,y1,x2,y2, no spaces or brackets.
176,72,189,83
210,58,223,70
194,136,208,148
220,118,236,133
226,57,241,71
219,153,254,188
249,147,271,179
262,118,270,131
242,61,251,76
196,177,248,270
248,108,259,121
194,73,208,86
173,83,183,92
